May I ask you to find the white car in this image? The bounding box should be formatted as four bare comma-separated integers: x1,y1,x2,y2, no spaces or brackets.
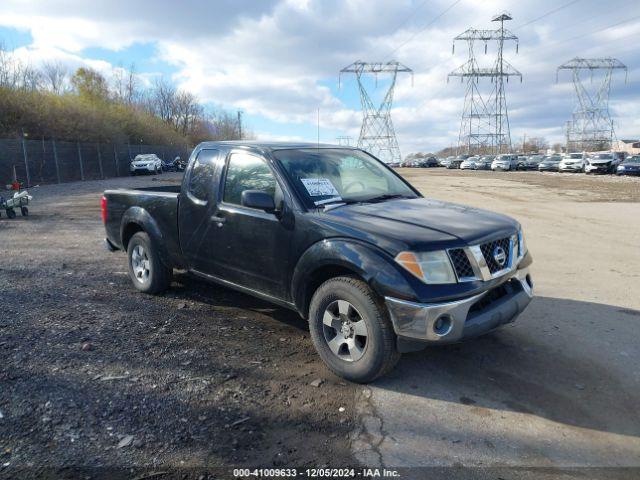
491,154,518,171
558,153,586,173
130,154,163,175
584,153,619,174
460,156,480,170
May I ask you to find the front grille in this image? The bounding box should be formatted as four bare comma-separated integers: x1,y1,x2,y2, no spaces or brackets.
480,237,511,274
449,248,475,279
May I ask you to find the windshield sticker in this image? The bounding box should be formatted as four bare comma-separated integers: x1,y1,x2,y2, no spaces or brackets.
301,178,340,197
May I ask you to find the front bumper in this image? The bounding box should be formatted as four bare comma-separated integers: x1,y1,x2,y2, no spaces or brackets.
618,168,640,176
585,164,611,173
559,164,582,171
385,266,533,346
130,164,156,173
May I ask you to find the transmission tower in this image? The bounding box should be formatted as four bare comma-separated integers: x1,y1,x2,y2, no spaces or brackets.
557,57,627,152
448,13,521,155
336,135,353,146
339,61,413,163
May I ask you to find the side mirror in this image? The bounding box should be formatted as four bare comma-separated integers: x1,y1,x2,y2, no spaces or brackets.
241,190,276,212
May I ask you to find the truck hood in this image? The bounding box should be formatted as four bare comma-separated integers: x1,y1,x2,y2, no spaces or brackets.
321,198,519,252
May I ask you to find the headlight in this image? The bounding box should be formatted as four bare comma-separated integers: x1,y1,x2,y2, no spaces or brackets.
395,251,456,284
518,229,527,258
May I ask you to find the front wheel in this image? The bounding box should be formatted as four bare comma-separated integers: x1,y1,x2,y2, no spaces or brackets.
308,276,400,383
127,231,172,294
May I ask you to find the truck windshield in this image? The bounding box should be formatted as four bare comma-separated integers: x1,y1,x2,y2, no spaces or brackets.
273,148,418,208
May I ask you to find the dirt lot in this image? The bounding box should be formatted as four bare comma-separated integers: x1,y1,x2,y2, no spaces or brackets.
353,168,640,478
0,174,356,479
1,168,639,479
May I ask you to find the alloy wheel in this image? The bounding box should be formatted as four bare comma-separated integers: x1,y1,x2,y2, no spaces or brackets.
322,300,369,362
131,245,150,283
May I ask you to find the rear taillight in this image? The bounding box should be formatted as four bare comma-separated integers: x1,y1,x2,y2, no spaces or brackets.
101,196,107,224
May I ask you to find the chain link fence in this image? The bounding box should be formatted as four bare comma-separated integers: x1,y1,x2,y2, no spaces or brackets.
0,138,192,187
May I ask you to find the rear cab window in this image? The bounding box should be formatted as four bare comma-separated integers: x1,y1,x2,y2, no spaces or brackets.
187,149,219,202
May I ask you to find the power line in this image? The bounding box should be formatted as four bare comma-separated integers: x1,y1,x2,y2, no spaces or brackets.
540,13,640,51
382,0,463,61
389,0,431,34
514,0,582,29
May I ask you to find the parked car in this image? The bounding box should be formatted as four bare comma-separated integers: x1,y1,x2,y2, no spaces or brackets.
538,155,563,172
616,155,640,176
418,157,440,168
162,156,186,172
130,154,163,175
584,152,619,174
558,153,586,173
491,154,518,171
517,155,542,170
440,156,455,168
460,156,480,170
102,142,533,383
475,155,495,170
448,154,469,169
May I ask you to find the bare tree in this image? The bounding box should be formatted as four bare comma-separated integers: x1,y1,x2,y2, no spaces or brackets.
151,77,178,125
0,42,21,88
125,63,140,104
41,61,69,94
174,91,202,135
19,64,42,91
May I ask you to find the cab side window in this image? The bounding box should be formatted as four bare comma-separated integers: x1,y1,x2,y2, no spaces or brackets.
188,149,218,201
223,153,277,206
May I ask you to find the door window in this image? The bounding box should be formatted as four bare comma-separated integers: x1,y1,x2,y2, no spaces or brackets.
188,149,218,201
223,153,277,206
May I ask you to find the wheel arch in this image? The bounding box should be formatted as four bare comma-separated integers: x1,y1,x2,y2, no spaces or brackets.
291,238,416,318
120,207,172,268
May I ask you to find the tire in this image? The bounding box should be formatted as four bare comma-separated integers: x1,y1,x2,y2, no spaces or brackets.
21,206,28,216
126,231,171,294
6,209,16,219
308,276,400,383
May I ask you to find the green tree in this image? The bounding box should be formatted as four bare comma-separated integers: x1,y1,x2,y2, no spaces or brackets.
70,67,109,101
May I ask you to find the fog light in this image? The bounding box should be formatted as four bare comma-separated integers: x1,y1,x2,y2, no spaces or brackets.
433,315,453,336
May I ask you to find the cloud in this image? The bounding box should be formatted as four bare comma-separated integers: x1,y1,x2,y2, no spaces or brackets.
1,0,638,153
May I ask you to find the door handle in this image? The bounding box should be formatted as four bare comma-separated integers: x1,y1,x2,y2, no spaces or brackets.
210,215,226,226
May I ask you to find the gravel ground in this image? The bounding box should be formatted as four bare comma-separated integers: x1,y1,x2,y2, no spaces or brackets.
0,173,357,479
2,168,639,479
398,167,640,202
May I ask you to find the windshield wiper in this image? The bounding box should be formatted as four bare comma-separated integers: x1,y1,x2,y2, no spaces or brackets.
319,198,362,211
364,194,413,203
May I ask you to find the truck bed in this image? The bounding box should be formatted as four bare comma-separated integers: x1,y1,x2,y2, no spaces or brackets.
103,186,183,266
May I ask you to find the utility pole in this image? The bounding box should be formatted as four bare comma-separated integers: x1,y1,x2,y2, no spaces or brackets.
339,61,413,163
557,58,627,152
237,110,243,139
449,12,521,155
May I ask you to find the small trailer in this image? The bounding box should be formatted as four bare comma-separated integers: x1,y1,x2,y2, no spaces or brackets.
0,190,31,219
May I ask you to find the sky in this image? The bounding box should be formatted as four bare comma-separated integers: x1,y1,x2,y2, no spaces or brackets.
1,0,639,156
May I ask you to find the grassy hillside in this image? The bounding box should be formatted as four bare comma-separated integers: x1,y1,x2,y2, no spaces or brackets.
0,86,189,146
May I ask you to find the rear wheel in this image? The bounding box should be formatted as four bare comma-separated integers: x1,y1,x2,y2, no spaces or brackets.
308,276,400,383
6,209,16,219
127,231,171,294
20,206,28,216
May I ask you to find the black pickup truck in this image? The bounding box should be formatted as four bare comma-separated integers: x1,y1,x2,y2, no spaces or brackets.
102,142,533,382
